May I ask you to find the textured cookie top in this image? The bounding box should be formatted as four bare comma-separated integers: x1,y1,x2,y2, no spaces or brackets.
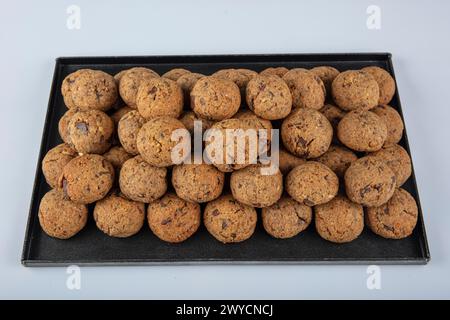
361,66,396,105
282,69,325,109
119,67,159,107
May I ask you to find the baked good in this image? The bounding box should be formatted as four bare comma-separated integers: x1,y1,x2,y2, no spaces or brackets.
119,155,167,203
361,66,396,105
119,67,159,107
172,161,225,203
58,109,77,144
190,76,241,120
147,193,201,243
344,156,396,206
281,108,333,158
58,154,115,204
117,110,147,155
337,110,387,152
114,70,127,84
230,164,283,208
110,106,133,125
245,74,292,120
315,145,358,178
276,148,306,174
204,194,257,243
212,68,257,93
285,161,339,206
262,195,312,239
282,69,325,109
176,72,204,105
38,189,88,239
136,77,183,120
366,188,418,239
102,146,132,170
331,70,379,111
136,116,189,167
162,68,191,81
314,195,364,243
319,103,346,130
68,110,114,154
179,111,215,135
42,143,78,188
94,192,145,237
371,104,404,146
259,67,289,78
310,66,340,96
233,109,273,151
369,144,412,187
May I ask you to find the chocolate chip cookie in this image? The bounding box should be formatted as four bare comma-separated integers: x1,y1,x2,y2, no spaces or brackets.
362,66,396,105
117,110,147,155
369,144,412,187
315,145,358,178
42,143,78,188
119,67,159,107
371,104,404,146
162,68,191,81
282,69,325,109
310,66,340,96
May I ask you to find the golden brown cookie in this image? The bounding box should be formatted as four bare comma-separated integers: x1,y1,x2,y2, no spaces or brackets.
102,146,132,170
58,109,77,144
42,143,78,188
119,155,167,203
315,145,358,178
337,110,387,152
276,148,306,175
179,111,215,135
233,110,273,150
361,66,396,105
331,70,379,111
176,72,204,105
119,67,159,107
369,144,412,187
204,194,257,243
366,188,418,239
162,68,191,81
110,106,133,125
310,66,340,96
344,156,396,207
282,69,325,109
259,67,289,78
262,195,312,239
212,68,257,93
117,110,147,155
147,193,201,243
319,103,346,130
314,195,364,243
38,189,88,239
371,104,404,146
286,161,339,206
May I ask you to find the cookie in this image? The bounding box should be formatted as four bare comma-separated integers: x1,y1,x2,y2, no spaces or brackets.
162,68,191,81
136,77,183,120
281,108,333,158
172,162,225,203
68,110,114,154
366,188,418,239
117,110,147,155
286,161,339,206
315,145,358,178
262,195,312,239
245,74,292,120
119,67,159,107
233,110,273,150
344,156,396,206
147,193,201,243
58,109,77,144
61,69,118,111
58,154,115,204
114,70,127,84
259,67,289,78
110,106,133,125
38,189,88,239
212,68,256,93
137,116,189,167
102,146,132,170
314,195,364,243
190,76,241,121
331,70,379,111
362,66,396,105
276,148,306,174
230,164,283,208
94,192,145,238
204,194,257,243
282,69,325,109
42,143,78,188
310,66,340,96
119,155,167,203
337,110,387,152
176,72,204,105
371,104,404,146
369,144,412,187
179,111,215,135
319,103,346,130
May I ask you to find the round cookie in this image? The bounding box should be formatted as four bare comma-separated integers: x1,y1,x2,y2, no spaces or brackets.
68,110,114,154
337,110,387,152
212,68,256,93
331,70,379,111
286,161,339,206
137,116,189,167
58,109,77,144
344,156,396,207
319,103,346,130
117,110,147,155
119,67,159,107
38,189,88,239
94,192,145,238
58,154,115,204
369,144,412,187
245,74,292,120
179,111,215,135
42,143,78,188
110,106,133,125
362,66,396,105
136,77,183,120
276,148,306,174
282,69,325,109
314,195,364,243
204,194,257,243
310,66,340,95
119,155,167,203
233,110,273,151
114,70,127,84
190,76,241,121
172,162,225,203
259,67,289,78
230,164,283,208
102,146,132,170
366,188,418,239
176,72,204,104
262,195,312,239
61,69,117,111
371,104,404,146
147,193,201,243
281,108,333,158
315,145,358,178
162,68,191,81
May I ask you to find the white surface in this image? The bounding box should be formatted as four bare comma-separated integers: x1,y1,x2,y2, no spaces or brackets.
1,0,450,299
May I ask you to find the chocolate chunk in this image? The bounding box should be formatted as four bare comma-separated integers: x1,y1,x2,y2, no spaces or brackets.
75,122,89,134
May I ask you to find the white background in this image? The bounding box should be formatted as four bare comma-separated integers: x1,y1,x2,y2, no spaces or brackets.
1,0,449,299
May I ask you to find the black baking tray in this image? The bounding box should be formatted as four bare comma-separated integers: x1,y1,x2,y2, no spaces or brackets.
22,53,430,266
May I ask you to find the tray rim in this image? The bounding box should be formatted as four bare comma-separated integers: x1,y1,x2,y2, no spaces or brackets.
21,52,431,267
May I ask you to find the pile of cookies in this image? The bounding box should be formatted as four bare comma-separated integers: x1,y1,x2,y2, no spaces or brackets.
38,64,418,244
